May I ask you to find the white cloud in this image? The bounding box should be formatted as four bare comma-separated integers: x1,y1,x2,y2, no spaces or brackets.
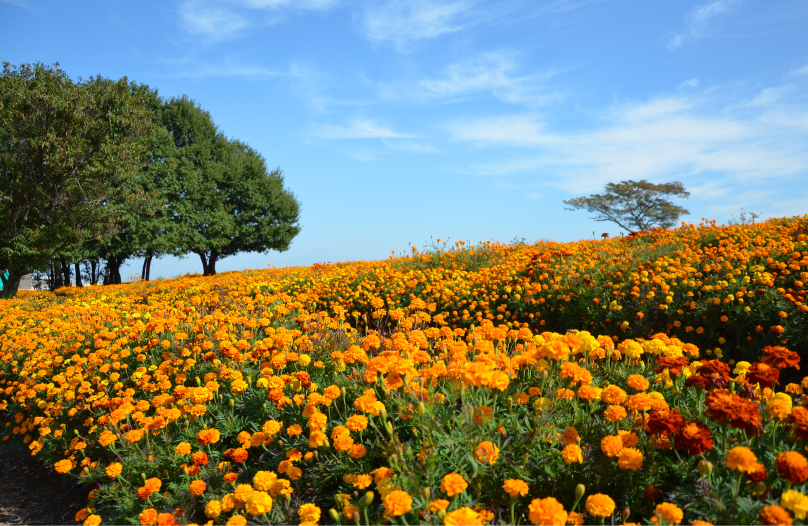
680,78,701,89
361,0,471,49
178,0,336,40
313,119,418,139
449,82,808,194
668,0,740,50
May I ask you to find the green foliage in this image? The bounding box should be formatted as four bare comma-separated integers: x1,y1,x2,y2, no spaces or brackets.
564,180,690,232
0,62,155,297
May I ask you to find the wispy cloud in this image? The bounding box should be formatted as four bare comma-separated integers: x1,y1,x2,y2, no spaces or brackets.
448,81,808,194
312,119,418,139
178,0,336,40
361,0,472,49
668,0,740,50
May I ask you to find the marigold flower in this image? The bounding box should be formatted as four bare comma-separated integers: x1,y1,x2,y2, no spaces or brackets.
567,511,585,525
296,503,322,525
585,494,615,518
761,345,800,370
429,499,450,512
106,462,122,478
54,458,73,474
346,414,369,432
189,479,207,496
604,405,627,422
231,448,249,463
746,362,780,389
647,408,685,436
601,435,624,457
725,446,758,473
760,505,793,525
617,448,643,471
226,515,247,526
562,444,583,464
601,385,627,405
627,374,650,391
503,479,529,497
204,500,222,519
781,489,808,520
139,508,158,525
84,515,102,526
745,462,768,483
475,441,500,465
777,451,808,483
156,513,174,526
444,507,482,525
175,442,192,456
441,472,468,497
617,430,639,448
245,491,273,515
674,421,713,455
528,496,568,525
653,502,683,524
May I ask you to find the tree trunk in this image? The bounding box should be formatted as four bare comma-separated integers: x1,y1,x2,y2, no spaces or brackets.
60,259,71,287
53,262,63,290
74,262,83,287
106,256,124,285
198,250,218,276
142,249,154,281
0,270,23,298
89,259,98,285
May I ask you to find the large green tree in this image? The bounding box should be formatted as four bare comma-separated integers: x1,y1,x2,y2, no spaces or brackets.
0,62,154,297
563,179,690,232
160,97,301,276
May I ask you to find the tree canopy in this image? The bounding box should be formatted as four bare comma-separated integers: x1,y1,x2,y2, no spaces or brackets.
0,62,154,297
563,179,690,232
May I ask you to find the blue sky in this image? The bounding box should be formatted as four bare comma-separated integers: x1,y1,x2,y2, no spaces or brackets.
2,0,808,280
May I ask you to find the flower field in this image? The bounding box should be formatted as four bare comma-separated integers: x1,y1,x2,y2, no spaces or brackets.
1,216,808,525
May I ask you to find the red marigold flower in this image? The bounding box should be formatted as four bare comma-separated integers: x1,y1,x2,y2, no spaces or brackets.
647,408,685,436
674,421,714,455
746,362,780,389
705,389,763,436
654,357,690,376
776,451,808,483
786,407,808,440
745,462,767,483
761,346,800,370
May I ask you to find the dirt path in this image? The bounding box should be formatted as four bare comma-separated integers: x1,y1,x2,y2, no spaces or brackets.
0,442,88,525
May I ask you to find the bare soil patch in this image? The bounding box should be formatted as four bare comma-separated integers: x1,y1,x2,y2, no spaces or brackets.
0,442,88,525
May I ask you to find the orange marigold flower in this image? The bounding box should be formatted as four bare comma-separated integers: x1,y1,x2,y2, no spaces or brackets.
604,405,627,422
585,494,615,518
156,513,175,526
192,451,209,466
84,515,102,526
617,448,643,471
567,511,585,525
54,459,73,474
428,499,450,512
558,426,580,446
475,441,500,465
761,346,800,371
562,444,583,464
139,508,158,525
175,442,192,456
444,507,482,525
145,477,162,493
746,362,780,389
777,451,808,483
745,462,768,483
441,472,468,497
760,505,793,525
787,407,808,439
626,374,650,391
653,502,683,525
383,490,413,517
503,479,529,497
725,446,757,472
617,430,639,448
601,385,627,405
528,496,568,526
197,428,221,445
231,448,249,463
601,435,624,457
189,479,207,496
226,515,247,526
106,462,122,478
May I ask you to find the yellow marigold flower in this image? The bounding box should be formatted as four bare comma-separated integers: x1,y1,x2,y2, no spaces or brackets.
245,491,273,516
226,515,247,526
653,502,683,525
585,494,615,518
106,462,122,478
475,441,500,465
84,515,102,526
617,448,643,471
234,483,254,503
444,507,482,525
528,496,568,525
601,435,624,457
441,472,469,497
298,503,322,525
204,500,222,519
253,470,278,491
725,446,757,473
562,444,583,464
503,479,529,498
383,490,413,516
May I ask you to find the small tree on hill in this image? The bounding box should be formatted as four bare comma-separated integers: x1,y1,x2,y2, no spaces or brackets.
563,179,690,232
